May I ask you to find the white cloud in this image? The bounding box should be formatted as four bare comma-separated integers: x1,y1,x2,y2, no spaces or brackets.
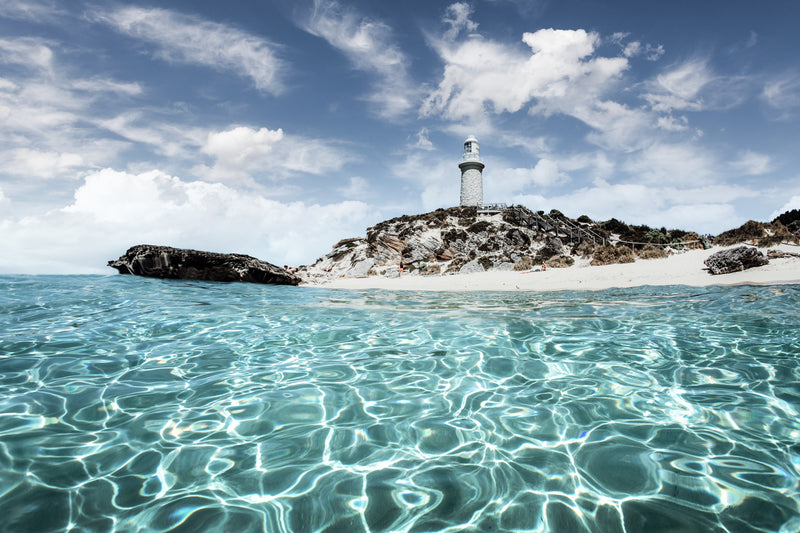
93,6,286,95
514,179,748,234
195,125,354,185
622,143,717,185
621,42,663,61
0,37,54,72
731,150,772,176
413,128,435,151
771,195,800,219
656,115,689,132
302,0,417,118
0,0,64,22
609,32,663,61
645,44,666,61
762,73,800,116
0,169,372,274
202,126,285,165
98,112,205,158
651,203,738,234
0,148,84,179
622,41,641,58
69,78,143,96
390,151,457,211
442,3,479,41
643,59,713,112
0,36,153,181
580,100,655,151
487,159,569,199
337,176,370,199
643,58,750,114
422,27,632,149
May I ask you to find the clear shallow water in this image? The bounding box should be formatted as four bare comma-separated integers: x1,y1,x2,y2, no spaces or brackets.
1,276,799,533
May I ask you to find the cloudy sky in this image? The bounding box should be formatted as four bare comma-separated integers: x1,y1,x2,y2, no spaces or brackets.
1,0,799,273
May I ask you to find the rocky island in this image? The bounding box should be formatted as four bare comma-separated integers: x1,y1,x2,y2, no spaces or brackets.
299,205,711,282
108,244,300,285
299,206,800,287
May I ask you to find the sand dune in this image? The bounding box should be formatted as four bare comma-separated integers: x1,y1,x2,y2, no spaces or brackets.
311,244,800,292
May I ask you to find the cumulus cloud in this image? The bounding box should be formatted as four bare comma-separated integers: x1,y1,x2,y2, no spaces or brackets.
0,169,372,273
93,6,286,95
195,125,354,185
422,26,633,148
301,0,418,118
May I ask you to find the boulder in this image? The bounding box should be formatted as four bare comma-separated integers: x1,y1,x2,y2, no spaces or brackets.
704,246,768,275
108,244,300,285
459,259,485,274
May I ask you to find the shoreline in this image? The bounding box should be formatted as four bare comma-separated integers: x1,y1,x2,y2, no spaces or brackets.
305,244,800,292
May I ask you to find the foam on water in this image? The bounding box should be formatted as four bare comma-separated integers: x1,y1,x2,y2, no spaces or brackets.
0,275,799,532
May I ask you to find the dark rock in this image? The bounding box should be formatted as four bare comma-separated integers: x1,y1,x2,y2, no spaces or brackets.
108,245,300,285
704,246,768,275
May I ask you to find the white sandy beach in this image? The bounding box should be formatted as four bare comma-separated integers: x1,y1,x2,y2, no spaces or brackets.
312,244,800,292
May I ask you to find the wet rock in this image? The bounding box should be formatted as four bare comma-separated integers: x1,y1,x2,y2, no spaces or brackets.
108,245,300,285
704,246,768,275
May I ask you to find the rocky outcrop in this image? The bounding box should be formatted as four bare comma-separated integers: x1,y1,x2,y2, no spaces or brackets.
108,245,300,285
704,246,769,275
300,206,706,282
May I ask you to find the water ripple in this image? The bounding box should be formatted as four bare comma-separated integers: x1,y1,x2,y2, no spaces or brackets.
0,276,798,532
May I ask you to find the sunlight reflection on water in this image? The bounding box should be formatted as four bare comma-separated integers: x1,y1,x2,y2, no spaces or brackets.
0,276,798,532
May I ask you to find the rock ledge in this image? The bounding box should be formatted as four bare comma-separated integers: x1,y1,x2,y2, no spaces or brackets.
108,245,300,285
704,246,769,275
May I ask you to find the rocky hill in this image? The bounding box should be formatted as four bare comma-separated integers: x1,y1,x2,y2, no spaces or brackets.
300,206,727,282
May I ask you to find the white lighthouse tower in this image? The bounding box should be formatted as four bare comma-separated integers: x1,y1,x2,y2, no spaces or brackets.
459,135,484,207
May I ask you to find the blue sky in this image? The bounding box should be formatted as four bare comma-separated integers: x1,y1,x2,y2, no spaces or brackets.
1,0,799,273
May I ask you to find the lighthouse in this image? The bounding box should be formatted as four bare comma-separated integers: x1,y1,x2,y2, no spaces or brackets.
459,135,484,207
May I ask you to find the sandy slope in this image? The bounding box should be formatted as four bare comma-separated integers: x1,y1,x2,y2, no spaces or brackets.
308,244,800,292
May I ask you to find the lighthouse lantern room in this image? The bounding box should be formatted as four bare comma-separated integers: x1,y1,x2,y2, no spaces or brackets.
458,135,485,207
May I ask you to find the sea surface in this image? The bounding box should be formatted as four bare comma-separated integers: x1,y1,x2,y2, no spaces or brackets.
0,275,799,533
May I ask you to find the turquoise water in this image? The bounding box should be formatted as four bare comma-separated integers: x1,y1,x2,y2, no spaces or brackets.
1,276,799,533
